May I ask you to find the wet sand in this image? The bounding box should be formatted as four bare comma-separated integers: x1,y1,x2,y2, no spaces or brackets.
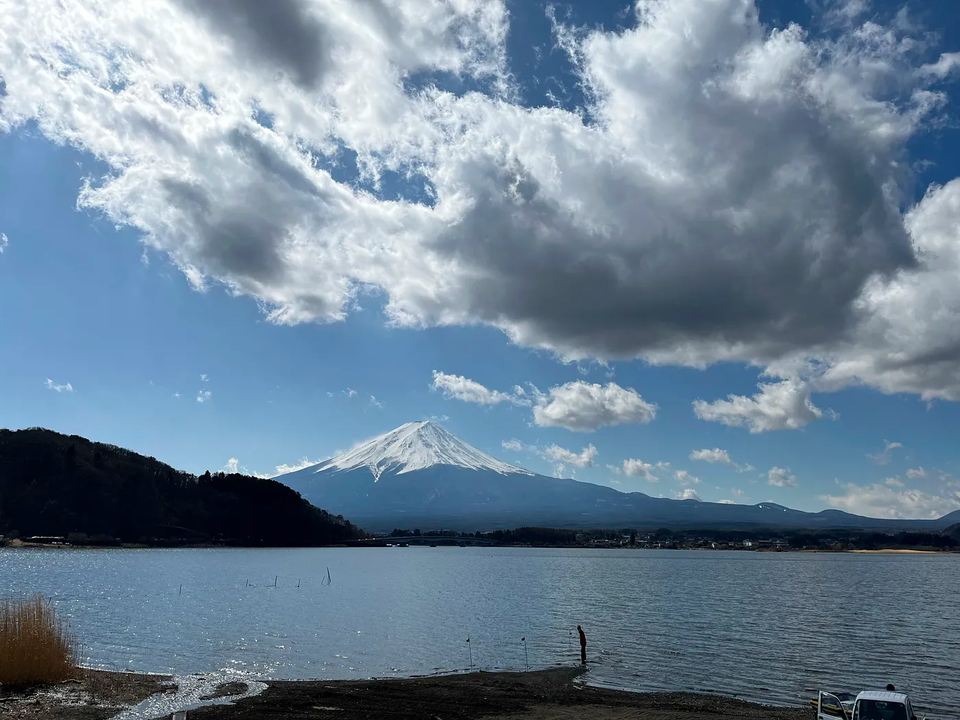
0,668,172,720
1,667,813,720
190,667,810,720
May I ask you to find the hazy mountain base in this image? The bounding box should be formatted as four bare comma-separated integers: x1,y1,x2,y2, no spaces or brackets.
0,428,364,546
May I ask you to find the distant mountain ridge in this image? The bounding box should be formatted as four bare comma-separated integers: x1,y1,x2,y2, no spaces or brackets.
276,421,960,533
0,428,364,546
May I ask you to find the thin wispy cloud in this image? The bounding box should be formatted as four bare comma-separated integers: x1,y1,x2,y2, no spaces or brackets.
196,389,212,403
44,378,73,393
867,440,903,466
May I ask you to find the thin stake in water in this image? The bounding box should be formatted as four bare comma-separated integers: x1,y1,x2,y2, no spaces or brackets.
522,637,528,671
466,637,472,669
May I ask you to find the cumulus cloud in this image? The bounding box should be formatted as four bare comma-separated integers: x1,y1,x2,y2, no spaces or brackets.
532,381,656,431
906,467,928,480
501,439,524,452
675,488,700,501
885,477,904,487
544,444,598,469
690,448,732,465
689,447,751,471
694,380,824,433
767,466,797,487
822,483,960,519
867,440,903,465
621,458,659,482
3,0,960,406
675,469,700,486
44,379,73,393
431,371,524,406
200,373,209,382
196,389,212,403
433,372,654,431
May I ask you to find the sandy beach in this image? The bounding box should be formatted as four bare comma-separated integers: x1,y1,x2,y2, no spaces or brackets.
1,667,813,720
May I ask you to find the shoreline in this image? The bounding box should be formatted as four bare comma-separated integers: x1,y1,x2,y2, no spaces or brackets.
1,667,812,720
3,540,957,553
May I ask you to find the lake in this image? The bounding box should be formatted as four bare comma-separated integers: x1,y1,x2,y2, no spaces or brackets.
2,547,958,716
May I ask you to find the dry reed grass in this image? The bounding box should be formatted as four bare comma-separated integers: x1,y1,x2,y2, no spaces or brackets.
0,595,77,687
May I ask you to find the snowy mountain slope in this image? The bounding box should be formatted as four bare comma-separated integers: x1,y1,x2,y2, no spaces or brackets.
300,420,533,480
274,422,960,532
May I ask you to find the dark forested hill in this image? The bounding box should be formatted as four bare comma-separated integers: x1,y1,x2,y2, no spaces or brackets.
0,428,364,546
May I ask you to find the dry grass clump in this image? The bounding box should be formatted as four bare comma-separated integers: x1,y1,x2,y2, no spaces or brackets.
0,595,77,687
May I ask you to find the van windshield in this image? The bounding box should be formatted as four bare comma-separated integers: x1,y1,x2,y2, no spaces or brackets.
857,700,908,720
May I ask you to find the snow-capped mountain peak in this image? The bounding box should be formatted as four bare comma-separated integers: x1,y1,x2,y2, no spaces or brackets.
311,421,534,480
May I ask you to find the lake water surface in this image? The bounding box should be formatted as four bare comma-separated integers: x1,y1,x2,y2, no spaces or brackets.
2,547,958,717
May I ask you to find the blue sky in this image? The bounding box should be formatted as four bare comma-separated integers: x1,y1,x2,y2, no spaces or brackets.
2,0,960,518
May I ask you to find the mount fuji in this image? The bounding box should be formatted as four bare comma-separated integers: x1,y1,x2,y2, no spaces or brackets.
274,421,960,533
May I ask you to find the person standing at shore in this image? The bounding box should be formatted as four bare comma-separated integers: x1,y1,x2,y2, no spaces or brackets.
577,625,586,664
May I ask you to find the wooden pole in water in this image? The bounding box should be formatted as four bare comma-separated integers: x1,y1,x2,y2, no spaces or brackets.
179,584,182,596
297,579,301,588
467,637,472,669
522,637,528,671
274,575,278,587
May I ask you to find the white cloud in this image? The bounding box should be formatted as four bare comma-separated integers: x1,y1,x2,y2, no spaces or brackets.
0,232,7,253
718,499,736,505
675,469,700,486
223,457,272,479
273,457,323,476
432,373,654,431
369,395,383,409
196,389,212,403
689,447,751,471
690,448,733,465
694,380,824,433
4,0,960,408
200,373,209,382
906,466,928,480
885,477,904,487
621,458,659,482
606,463,622,475
867,440,903,465
532,381,656,432
44,379,73,393
173,392,181,399
675,488,700,501
431,371,524,406
343,388,357,398
732,488,746,497
821,483,960,519
921,52,960,79
767,466,798,487
544,443,598,468
501,438,524,452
